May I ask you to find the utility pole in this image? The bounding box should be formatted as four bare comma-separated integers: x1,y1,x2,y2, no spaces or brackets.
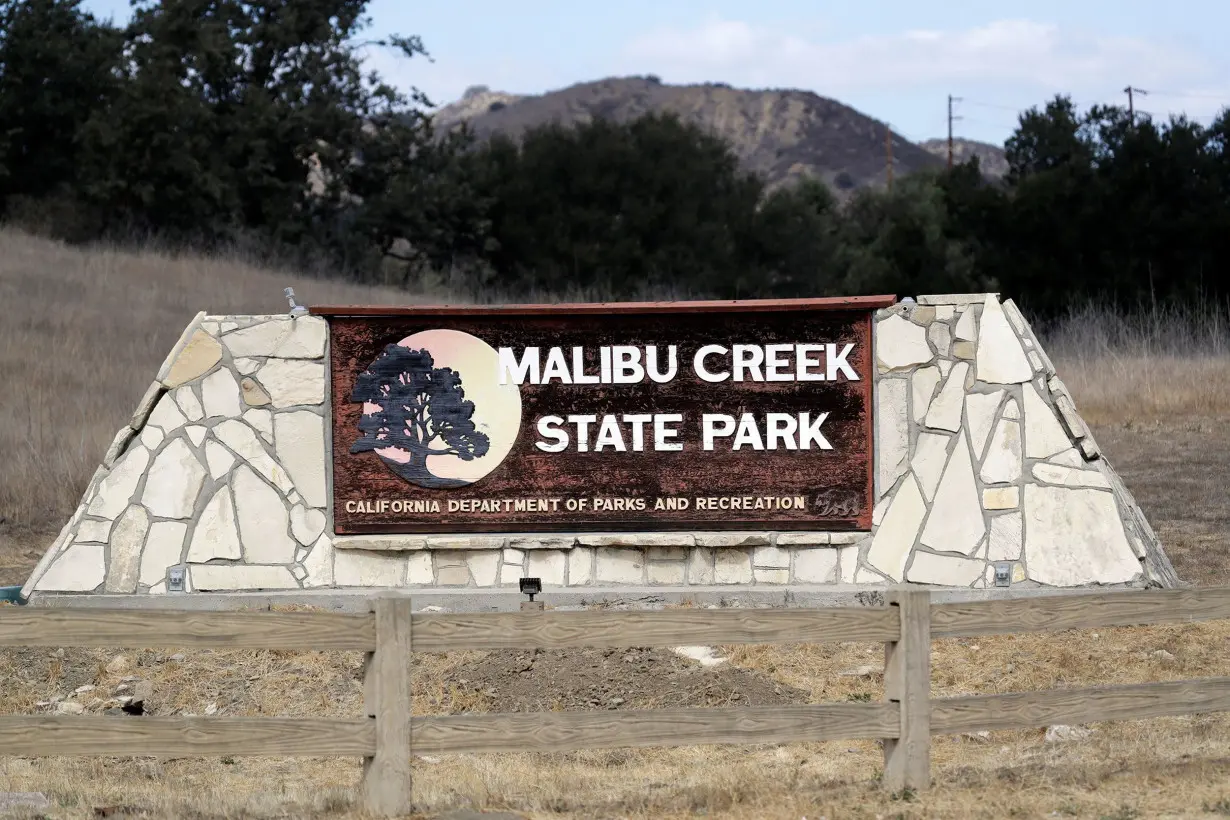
1124,86,1147,122
947,95,963,169
885,124,894,190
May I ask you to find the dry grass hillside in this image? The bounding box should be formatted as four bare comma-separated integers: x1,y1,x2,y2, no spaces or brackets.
432,77,946,193
1,227,1229,818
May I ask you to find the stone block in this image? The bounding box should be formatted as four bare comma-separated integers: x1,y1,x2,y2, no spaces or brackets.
867,473,926,582
334,535,429,551
191,564,299,591
467,552,501,587
175,386,204,422
921,436,986,554
104,505,149,593
839,546,859,583
693,532,771,548
160,329,222,388
578,533,695,548
185,426,206,446
232,465,296,563
648,561,686,585
75,519,113,544
1031,463,1111,489
909,305,936,325
954,308,977,341
975,295,1033,384
290,504,326,545
907,551,985,586
204,440,236,480
595,548,644,583
130,382,164,429
776,532,830,546
139,521,188,586
828,532,863,545
687,548,715,584
201,368,243,419
965,390,1003,460
911,432,951,502
876,314,934,371
714,550,753,584
222,317,326,359
935,306,954,321
648,546,687,561
302,535,334,587
334,550,407,586
407,553,433,584
214,419,293,493
273,411,327,506
924,362,969,432
927,322,952,356
240,377,272,407
1024,484,1139,587
139,425,163,451
254,360,325,408
793,547,839,583
567,547,594,585
502,548,525,564
982,486,1020,510
147,392,187,432
1022,384,1072,459
35,543,105,592
980,418,1022,484
527,550,567,585
507,536,575,550
987,512,1023,561
142,438,207,519
918,293,998,306
752,545,790,568
187,486,242,562
754,568,790,584
911,367,941,423
876,377,910,497
102,426,138,469
952,340,975,359
88,446,148,519
429,536,507,550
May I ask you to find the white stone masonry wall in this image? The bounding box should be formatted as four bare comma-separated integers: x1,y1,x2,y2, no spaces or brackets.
22,295,1177,598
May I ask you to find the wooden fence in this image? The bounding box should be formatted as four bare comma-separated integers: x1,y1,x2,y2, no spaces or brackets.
2,587,1229,816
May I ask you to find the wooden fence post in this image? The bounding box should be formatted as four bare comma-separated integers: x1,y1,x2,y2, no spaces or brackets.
362,595,413,816
882,588,931,793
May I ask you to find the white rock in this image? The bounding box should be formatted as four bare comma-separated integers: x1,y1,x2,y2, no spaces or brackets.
906,552,985,586
467,552,501,587
214,419,293,493
876,377,910,497
302,535,334,587
911,432,951,502
648,546,686,562
290,504,327,545
204,439,236,480
975,295,1033,384
1031,463,1111,489
982,487,1020,510
147,393,187,433
578,533,695,548
692,532,770,548
752,545,790,568
673,646,728,667
1024,485,1139,586
595,548,644,583
36,543,105,591
964,390,1003,460
407,553,433,584
334,550,407,586
793,548,839,583
232,466,296,563
244,409,273,443
988,512,1023,561
334,535,428,551
431,536,507,550
954,308,977,341
776,533,830,546
104,506,149,593
754,568,789,584
687,548,715,584
140,425,164,450
187,487,242,562
650,562,687,584
714,549,753,584
502,548,524,565
527,550,567,585
927,322,952,356
1049,448,1085,468
1044,725,1093,743
234,358,262,375
854,566,883,584
1023,384,1073,459
140,521,188,586
254,360,325,408
839,546,859,582
223,317,326,359
500,563,524,585
921,436,986,554
867,474,926,581
141,438,207,519
201,368,243,419
924,362,970,432
935,305,954,321
274,411,327,506
876,314,934,370
75,519,113,543
191,564,299,591
185,425,206,446
911,367,941,423
87,446,149,519
567,547,594,585
174,386,204,421
980,418,1022,484
938,360,952,377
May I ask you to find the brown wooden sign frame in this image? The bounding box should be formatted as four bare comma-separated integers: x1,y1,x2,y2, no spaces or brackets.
313,296,894,535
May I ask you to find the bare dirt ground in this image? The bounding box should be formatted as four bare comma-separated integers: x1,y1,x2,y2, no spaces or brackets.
2,229,1230,818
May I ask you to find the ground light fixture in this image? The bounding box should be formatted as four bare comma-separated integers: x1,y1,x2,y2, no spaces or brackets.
519,577,542,602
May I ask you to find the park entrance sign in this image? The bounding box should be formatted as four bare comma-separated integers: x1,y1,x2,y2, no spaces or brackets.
325,299,884,534
22,292,1181,601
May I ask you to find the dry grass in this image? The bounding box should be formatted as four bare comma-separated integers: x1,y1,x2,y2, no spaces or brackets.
2,228,1230,817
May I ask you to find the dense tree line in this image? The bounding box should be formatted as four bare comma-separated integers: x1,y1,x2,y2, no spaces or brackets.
2,0,1229,318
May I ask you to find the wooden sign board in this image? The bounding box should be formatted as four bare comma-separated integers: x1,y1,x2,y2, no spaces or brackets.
313,297,892,534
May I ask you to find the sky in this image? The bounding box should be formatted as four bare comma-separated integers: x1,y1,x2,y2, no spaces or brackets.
82,0,1230,146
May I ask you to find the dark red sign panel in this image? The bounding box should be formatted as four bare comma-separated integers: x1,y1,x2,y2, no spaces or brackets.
314,297,891,534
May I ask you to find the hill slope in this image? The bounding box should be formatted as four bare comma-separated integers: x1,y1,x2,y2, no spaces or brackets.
919,138,1009,178
432,77,946,192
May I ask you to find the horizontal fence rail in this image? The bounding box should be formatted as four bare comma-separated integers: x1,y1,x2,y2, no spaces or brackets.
0,586,1227,816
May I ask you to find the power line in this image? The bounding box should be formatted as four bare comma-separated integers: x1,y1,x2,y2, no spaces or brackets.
1124,86,1148,121
947,95,963,168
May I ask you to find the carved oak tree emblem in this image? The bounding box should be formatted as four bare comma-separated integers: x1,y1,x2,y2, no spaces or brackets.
349,344,491,489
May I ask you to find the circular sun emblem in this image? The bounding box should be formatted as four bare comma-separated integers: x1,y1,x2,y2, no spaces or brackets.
349,329,522,489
